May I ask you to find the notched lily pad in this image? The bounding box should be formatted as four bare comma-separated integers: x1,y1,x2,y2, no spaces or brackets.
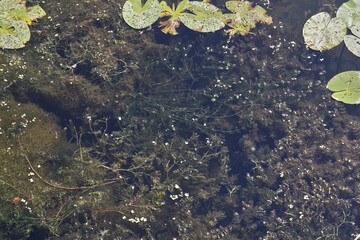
303,12,347,51
122,0,161,29
327,71,360,104
223,1,272,36
179,1,225,33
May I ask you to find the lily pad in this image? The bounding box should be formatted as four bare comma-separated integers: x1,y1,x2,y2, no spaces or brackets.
0,18,30,49
179,1,225,33
344,35,360,57
122,0,161,29
223,1,272,36
7,3,46,25
336,0,360,28
303,12,347,51
0,0,19,13
327,71,360,104
349,16,360,37
0,0,46,49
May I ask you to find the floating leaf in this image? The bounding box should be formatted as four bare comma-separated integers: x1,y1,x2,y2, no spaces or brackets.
343,16,360,57
158,0,189,35
344,35,360,57
336,0,360,28
7,4,46,25
222,1,272,36
349,16,360,37
179,1,225,33
0,0,46,49
122,0,161,29
303,12,347,51
0,0,19,13
327,71,360,104
0,18,30,49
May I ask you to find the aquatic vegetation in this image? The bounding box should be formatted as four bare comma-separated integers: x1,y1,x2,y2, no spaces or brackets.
158,0,190,35
223,1,272,36
327,71,360,104
178,1,225,33
122,0,161,29
3,0,360,238
303,0,360,104
122,0,272,36
303,12,347,51
0,0,46,49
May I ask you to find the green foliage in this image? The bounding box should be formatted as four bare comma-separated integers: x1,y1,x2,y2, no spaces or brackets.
327,71,360,104
0,0,46,49
223,0,272,36
303,0,360,104
123,0,272,36
159,0,189,35
0,208,34,239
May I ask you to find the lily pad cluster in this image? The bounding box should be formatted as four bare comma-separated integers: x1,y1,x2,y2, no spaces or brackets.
302,0,360,104
0,0,46,49
122,0,272,36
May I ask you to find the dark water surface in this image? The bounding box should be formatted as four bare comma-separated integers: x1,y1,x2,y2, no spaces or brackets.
0,0,360,239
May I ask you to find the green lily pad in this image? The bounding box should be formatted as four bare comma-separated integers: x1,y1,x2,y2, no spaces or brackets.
222,1,272,36
122,0,161,29
336,0,360,28
0,18,30,49
179,1,225,33
303,12,347,51
327,71,360,104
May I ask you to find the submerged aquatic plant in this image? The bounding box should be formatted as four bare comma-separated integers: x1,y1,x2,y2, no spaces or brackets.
0,0,46,49
122,0,272,36
303,0,360,104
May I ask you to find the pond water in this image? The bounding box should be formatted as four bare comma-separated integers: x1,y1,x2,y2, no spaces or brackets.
0,0,360,239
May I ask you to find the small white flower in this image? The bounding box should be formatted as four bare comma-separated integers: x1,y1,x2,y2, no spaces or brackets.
170,194,178,200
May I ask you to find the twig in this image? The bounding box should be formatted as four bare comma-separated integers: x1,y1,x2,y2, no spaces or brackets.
18,140,121,190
